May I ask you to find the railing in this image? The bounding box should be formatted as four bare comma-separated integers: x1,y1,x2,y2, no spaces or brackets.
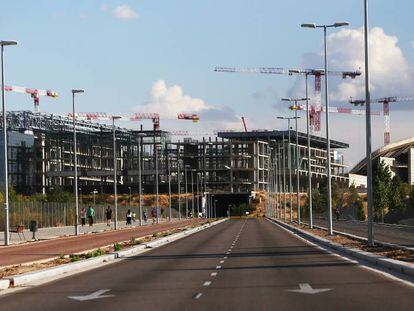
0,202,181,231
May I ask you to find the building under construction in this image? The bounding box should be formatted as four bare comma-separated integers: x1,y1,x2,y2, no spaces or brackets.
1,111,349,205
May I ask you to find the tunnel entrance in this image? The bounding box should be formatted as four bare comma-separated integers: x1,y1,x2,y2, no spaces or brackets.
210,193,253,217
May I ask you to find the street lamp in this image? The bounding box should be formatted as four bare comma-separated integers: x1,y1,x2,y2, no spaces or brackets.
71,89,84,236
177,158,182,220
167,154,172,222
277,116,300,222
1,40,18,246
128,186,132,211
282,97,307,224
91,189,98,205
112,115,122,229
364,0,374,246
301,20,350,235
185,164,190,218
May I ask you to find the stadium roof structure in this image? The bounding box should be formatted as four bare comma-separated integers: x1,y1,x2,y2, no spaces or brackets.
350,137,414,174
217,130,349,149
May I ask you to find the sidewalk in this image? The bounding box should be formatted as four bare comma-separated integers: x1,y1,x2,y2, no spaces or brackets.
0,219,202,268
0,218,177,244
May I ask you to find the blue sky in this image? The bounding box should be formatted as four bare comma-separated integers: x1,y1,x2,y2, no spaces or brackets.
1,0,414,166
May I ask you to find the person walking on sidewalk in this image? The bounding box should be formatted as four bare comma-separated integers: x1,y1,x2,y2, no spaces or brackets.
143,211,147,223
88,206,95,226
80,207,86,226
151,207,157,224
106,206,112,227
126,209,132,225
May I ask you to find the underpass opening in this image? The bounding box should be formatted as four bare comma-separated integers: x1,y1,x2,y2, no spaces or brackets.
210,193,253,217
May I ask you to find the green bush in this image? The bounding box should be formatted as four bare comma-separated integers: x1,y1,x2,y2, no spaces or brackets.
69,254,80,262
114,243,122,251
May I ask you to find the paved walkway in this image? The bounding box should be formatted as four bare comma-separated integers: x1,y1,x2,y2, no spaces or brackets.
0,217,180,244
0,219,203,267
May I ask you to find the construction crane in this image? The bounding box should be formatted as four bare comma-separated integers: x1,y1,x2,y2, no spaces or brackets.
177,113,200,122
241,116,248,132
215,66,361,133
68,112,161,131
3,85,58,112
350,96,414,145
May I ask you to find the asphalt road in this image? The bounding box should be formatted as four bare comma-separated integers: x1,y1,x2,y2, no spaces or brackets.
313,218,414,247
1,218,413,310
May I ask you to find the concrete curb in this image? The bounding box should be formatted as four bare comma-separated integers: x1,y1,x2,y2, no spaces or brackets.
305,222,414,252
9,254,116,287
2,218,228,290
266,217,414,278
0,279,9,290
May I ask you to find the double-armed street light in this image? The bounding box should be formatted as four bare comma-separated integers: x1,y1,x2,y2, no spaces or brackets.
71,89,84,235
112,115,122,229
277,116,300,222
282,98,308,224
1,40,18,246
301,21,350,235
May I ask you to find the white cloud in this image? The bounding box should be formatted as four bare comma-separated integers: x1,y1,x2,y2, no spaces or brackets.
289,27,414,168
293,27,414,103
101,3,109,12
113,5,138,20
134,80,240,130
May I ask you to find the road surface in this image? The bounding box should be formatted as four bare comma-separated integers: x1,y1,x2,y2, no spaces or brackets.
313,218,414,247
1,219,413,310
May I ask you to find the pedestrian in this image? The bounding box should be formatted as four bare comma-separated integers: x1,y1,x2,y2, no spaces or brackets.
80,207,86,226
335,206,341,221
126,209,132,225
143,211,147,223
106,206,112,227
151,207,157,224
88,205,95,226
132,211,136,223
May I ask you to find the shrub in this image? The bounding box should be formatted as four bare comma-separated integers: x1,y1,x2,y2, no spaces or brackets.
114,243,122,251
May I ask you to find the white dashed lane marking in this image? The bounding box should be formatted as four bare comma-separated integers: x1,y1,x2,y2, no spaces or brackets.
211,272,217,277
193,293,203,299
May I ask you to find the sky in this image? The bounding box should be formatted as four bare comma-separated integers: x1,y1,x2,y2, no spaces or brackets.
1,0,414,167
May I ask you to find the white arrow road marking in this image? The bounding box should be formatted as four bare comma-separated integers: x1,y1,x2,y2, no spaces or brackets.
285,283,332,295
68,289,115,301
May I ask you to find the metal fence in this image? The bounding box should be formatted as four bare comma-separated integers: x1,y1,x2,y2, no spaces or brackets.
0,202,182,231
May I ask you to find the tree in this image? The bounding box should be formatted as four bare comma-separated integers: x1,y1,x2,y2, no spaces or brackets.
348,185,365,220
47,186,74,203
373,161,392,222
389,175,405,211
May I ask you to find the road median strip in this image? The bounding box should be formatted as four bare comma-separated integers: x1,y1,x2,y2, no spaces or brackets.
266,217,414,279
0,218,227,292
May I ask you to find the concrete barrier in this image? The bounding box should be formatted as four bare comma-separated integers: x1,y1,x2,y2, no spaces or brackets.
2,218,228,290
267,217,414,278
0,279,10,290
9,254,116,287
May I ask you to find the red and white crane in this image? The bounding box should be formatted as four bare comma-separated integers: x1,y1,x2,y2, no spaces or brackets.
3,85,58,112
350,96,414,145
215,66,361,134
68,112,201,131
177,113,200,122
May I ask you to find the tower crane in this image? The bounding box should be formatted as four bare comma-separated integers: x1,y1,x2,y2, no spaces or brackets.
214,66,361,133
350,96,414,145
3,84,58,112
68,112,200,132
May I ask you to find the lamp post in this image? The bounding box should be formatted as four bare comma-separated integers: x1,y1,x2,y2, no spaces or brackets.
177,159,182,220
138,134,142,226
71,89,84,236
92,189,98,205
128,186,132,211
1,40,18,246
167,154,172,222
301,21,350,235
155,145,159,223
112,115,121,229
185,164,190,218
191,169,194,218
277,116,300,222
282,98,306,224
363,0,374,246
